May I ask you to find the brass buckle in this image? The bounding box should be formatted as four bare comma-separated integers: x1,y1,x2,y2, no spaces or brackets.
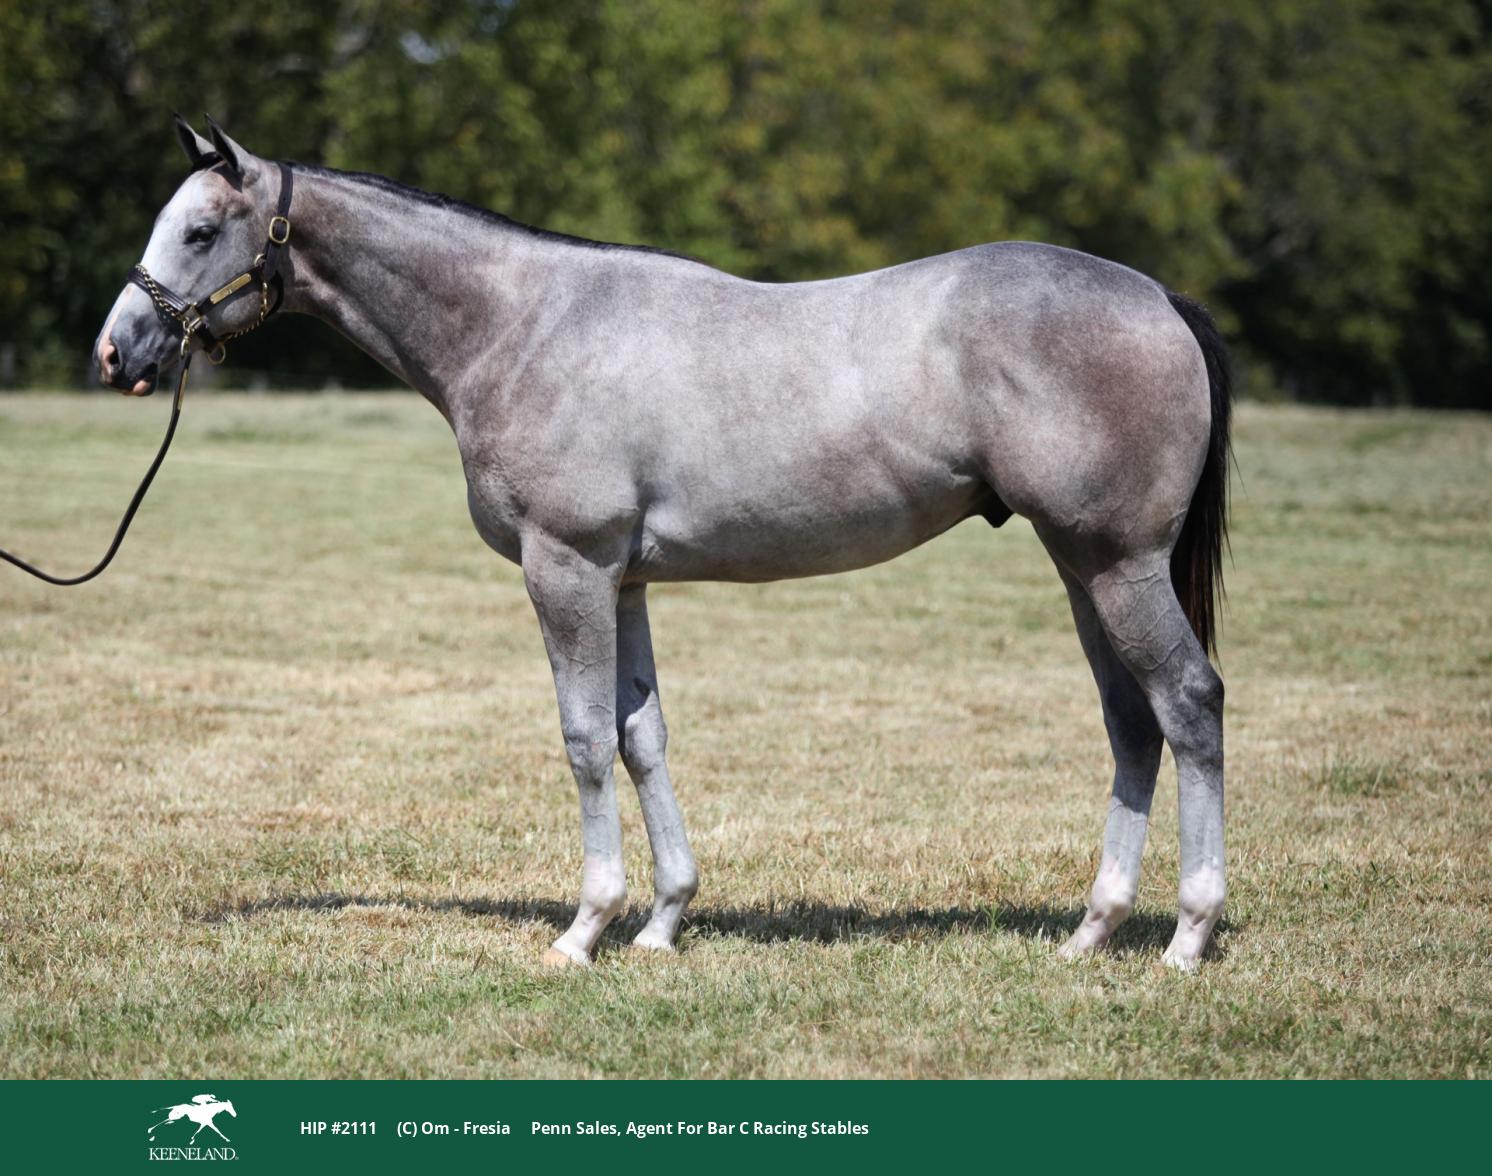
181,307,205,338
268,216,291,246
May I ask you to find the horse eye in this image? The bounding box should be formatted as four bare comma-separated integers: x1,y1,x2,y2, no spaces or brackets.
185,225,218,246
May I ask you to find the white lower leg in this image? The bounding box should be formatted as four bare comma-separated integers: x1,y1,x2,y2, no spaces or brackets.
1165,709,1225,971
547,854,627,965
1162,865,1225,971
1060,792,1150,958
632,852,698,951
630,780,697,950
622,705,697,951
1060,852,1139,957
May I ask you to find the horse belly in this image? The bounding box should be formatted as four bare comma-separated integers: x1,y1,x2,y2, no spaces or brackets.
631,468,985,583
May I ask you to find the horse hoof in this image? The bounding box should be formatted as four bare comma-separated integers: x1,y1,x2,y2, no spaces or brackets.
541,946,588,968
630,928,678,954
1160,946,1201,973
1057,928,1106,960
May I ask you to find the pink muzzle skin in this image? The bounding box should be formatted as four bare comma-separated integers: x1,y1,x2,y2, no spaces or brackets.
96,300,154,395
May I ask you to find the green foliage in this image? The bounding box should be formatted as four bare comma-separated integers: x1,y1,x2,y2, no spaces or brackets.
1,1,1488,404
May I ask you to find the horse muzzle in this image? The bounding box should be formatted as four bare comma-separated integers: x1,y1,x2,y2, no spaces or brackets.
97,333,159,396
112,362,159,397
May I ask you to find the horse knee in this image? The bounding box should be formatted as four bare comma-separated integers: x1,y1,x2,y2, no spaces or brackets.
562,722,618,784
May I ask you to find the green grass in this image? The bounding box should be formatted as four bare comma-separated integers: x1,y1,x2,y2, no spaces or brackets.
1,393,1489,1078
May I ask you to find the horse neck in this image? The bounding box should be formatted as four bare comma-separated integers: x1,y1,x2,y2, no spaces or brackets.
279,167,551,419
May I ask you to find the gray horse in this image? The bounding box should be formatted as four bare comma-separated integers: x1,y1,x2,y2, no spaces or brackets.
95,119,1230,970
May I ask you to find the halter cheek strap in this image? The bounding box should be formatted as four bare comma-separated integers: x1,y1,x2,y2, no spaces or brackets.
128,160,294,365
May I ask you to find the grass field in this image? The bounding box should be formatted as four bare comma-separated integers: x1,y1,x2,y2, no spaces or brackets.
1,392,1488,1078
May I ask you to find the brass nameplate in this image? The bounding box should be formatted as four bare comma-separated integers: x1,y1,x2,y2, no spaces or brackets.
208,273,253,305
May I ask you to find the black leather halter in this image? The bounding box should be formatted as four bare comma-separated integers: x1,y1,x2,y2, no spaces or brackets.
128,160,295,365
0,163,295,587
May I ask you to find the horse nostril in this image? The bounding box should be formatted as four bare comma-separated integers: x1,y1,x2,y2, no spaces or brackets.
100,342,121,378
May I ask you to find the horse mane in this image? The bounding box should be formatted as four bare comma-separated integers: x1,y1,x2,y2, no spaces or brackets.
287,161,710,267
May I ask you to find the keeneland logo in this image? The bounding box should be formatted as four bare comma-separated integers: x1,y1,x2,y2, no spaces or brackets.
146,1093,239,1161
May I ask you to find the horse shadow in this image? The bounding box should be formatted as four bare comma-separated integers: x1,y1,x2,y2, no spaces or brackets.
205,892,1231,959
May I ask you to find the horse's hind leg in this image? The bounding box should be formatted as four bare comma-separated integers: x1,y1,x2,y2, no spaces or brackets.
616,585,698,951
1051,566,1164,958
1049,545,1225,970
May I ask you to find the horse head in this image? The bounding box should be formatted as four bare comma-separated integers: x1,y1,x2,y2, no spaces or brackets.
94,116,281,396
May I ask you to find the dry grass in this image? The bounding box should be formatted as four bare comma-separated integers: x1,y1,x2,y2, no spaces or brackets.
1,392,1488,1078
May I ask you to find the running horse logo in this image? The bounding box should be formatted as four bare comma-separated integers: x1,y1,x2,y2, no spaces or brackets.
147,1094,237,1144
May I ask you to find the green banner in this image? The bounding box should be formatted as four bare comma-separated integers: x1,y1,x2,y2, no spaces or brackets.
2,1080,1483,1173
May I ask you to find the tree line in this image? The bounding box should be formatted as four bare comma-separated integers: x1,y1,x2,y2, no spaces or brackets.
3,0,1488,407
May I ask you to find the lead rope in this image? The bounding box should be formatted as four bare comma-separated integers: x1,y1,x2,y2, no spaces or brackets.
0,350,192,586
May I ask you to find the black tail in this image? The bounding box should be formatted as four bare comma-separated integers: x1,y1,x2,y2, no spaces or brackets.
1165,290,1232,661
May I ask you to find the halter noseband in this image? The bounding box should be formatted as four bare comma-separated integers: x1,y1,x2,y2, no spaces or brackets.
128,160,295,365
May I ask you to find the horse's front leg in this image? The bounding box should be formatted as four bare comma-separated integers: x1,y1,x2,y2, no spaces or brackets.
525,535,628,967
617,584,698,951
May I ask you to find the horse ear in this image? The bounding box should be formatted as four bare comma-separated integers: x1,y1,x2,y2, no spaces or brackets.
203,113,246,174
173,113,215,170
